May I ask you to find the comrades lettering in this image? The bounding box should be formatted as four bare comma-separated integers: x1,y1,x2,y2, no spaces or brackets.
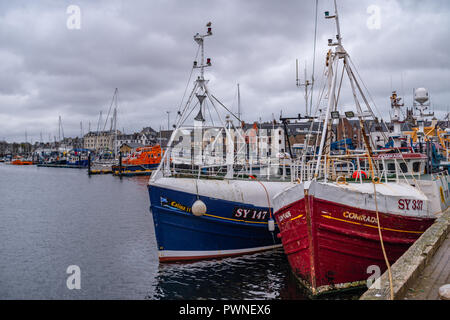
343,211,377,224
233,207,268,221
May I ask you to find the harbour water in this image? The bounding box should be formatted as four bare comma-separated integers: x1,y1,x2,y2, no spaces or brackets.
0,163,324,300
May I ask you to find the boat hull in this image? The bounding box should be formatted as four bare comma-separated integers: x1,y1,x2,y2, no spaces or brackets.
112,163,159,176
67,160,89,167
11,160,33,165
148,178,292,262
274,181,435,295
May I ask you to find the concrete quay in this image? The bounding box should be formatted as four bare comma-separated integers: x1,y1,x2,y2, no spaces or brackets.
360,208,450,300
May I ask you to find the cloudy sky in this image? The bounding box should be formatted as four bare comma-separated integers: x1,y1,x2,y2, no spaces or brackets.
0,0,449,142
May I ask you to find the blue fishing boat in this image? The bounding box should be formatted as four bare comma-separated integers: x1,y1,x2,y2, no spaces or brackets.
148,23,294,262
67,149,90,167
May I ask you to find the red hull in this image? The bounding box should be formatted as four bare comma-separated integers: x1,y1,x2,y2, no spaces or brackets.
275,190,435,295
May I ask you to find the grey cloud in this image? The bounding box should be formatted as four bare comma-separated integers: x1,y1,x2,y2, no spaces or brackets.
0,0,449,142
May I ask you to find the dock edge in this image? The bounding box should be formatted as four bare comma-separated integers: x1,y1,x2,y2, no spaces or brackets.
360,208,450,300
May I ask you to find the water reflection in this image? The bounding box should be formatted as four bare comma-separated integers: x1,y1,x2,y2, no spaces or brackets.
0,164,362,300
149,248,308,300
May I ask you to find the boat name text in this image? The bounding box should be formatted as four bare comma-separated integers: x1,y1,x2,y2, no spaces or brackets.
160,197,192,213
343,211,378,224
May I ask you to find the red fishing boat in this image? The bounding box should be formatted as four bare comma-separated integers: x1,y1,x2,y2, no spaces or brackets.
274,179,435,295
272,1,440,296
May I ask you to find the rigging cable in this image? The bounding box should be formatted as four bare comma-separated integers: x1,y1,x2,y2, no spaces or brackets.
176,46,201,123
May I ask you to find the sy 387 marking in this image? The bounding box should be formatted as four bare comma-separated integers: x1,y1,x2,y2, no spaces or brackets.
398,199,424,211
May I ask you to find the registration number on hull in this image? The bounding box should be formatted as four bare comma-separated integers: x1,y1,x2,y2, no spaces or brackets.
233,207,269,221
398,199,424,211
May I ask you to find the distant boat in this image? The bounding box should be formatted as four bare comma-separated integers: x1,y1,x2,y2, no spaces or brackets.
112,145,162,176
66,149,90,167
11,157,33,165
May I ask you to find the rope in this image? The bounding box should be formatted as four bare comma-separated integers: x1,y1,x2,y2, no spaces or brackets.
249,175,272,220
365,149,394,299
372,180,394,300
345,54,395,299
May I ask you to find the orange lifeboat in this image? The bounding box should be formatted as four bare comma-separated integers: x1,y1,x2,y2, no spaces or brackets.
11,157,33,165
122,145,162,166
113,145,162,176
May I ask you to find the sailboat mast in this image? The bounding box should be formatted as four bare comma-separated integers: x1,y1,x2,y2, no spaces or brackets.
237,83,241,125
113,107,117,157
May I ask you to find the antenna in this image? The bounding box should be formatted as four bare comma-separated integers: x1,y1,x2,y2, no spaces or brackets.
296,59,313,117
324,0,343,47
193,22,213,80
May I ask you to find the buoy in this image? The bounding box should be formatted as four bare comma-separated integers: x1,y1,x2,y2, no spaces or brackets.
268,218,275,232
352,171,367,180
192,199,207,217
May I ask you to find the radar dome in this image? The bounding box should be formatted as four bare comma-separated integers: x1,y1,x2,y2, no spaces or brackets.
414,88,429,104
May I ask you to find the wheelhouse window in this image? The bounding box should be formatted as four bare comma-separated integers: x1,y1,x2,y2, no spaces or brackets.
412,162,421,173
387,163,396,172
400,162,408,173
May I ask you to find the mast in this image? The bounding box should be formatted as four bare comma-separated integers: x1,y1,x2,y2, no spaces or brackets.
58,116,65,151
95,111,102,152
315,0,377,179
193,22,213,81
296,59,312,117
155,22,242,179
390,91,404,141
237,83,241,126
113,107,118,157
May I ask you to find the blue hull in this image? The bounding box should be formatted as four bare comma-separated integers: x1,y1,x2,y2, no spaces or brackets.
67,160,89,167
148,184,281,262
112,163,159,176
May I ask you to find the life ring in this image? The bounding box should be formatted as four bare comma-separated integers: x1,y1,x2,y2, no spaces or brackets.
352,171,367,180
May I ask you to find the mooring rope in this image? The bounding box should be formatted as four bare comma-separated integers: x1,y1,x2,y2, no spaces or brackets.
368,155,395,300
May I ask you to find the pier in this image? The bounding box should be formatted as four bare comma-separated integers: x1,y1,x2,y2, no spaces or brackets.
360,208,450,300
88,166,113,175
36,163,86,169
